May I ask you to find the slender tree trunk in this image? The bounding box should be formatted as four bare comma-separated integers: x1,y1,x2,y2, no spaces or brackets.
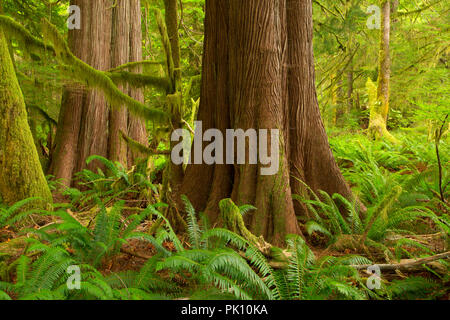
163,0,185,226
368,0,395,142
180,0,354,245
347,68,354,112
0,27,52,209
377,0,391,124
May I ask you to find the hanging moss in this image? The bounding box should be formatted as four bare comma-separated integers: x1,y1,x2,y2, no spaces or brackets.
107,71,170,92
0,16,170,122
0,27,52,210
0,15,54,57
40,19,169,123
120,130,169,156
155,9,175,92
108,60,165,73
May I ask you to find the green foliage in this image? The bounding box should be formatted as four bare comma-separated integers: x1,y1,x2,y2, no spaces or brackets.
0,197,41,229
1,0,448,302
61,155,158,209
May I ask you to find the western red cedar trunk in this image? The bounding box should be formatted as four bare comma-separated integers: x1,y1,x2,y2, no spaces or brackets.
0,27,52,209
286,0,353,220
74,0,112,174
109,0,130,165
51,0,111,184
50,0,91,186
127,0,148,165
179,0,353,245
50,0,147,185
163,0,185,224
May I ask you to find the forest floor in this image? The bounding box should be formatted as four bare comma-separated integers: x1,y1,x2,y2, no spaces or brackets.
0,130,448,300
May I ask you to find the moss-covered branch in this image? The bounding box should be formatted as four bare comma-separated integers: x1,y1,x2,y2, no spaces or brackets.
0,15,54,56
0,15,169,122
108,60,165,73
119,130,170,156
106,71,170,92
41,18,168,122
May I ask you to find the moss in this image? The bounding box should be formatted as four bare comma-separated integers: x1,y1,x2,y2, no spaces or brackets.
106,71,170,92
40,19,169,123
108,60,165,73
0,15,54,57
219,199,259,244
0,27,52,210
0,16,170,123
155,9,175,92
120,130,169,156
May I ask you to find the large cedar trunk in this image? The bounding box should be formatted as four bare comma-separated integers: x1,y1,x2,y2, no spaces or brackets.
0,28,52,209
50,0,147,185
180,0,353,245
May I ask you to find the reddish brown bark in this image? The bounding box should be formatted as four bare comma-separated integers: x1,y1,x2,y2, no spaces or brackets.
51,0,148,185
127,0,148,165
109,0,130,165
179,0,353,245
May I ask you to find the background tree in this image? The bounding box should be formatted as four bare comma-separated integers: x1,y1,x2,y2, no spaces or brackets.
368,0,395,141
50,0,148,186
0,27,52,209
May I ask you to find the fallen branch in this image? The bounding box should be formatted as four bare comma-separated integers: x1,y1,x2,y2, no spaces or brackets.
120,247,151,260
351,251,450,271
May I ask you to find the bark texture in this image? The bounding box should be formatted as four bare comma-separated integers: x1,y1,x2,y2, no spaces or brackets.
50,0,148,186
179,0,353,245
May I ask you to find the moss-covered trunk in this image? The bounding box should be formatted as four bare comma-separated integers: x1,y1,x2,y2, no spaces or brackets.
0,28,52,209
368,0,396,142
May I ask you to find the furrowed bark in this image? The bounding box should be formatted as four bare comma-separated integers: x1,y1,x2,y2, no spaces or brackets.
178,0,357,245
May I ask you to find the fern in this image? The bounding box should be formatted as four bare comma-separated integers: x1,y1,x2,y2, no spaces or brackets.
182,195,203,249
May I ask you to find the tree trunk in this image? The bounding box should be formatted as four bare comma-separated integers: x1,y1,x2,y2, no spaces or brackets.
179,0,354,245
109,0,130,165
0,27,52,209
74,0,112,175
127,0,148,165
347,69,354,112
50,0,148,186
368,0,395,142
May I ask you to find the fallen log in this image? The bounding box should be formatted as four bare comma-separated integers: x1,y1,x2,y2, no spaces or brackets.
350,251,450,271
